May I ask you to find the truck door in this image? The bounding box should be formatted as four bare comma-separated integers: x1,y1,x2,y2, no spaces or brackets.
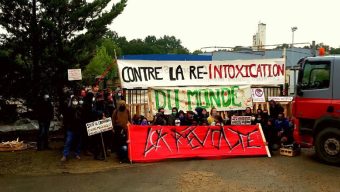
332,58,340,119
295,59,332,132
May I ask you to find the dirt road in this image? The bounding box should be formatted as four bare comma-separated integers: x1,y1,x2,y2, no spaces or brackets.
0,148,339,192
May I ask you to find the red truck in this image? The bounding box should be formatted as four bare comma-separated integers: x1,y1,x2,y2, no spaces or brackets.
293,56,340,164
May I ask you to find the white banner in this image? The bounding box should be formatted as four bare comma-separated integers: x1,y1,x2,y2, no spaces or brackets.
252,88,265,102
150,86,252,114
86,118,113,136
231,116,252,125
118,59,285,88
268,96,293,102
68,69,82,81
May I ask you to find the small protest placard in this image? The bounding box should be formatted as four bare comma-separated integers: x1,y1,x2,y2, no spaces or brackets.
268,96,293,102
252,88,265,102
68,69,82,81
86,118,113,136
231,116,252,125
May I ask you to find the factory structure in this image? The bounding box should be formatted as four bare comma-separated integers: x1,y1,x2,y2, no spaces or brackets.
252,22,266,51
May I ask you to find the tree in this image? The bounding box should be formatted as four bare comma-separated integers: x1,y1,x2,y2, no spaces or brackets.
192,50,203,55
83,38,121,85
0,0,127,101
107,32,190,55
330,47,340,54
275,44,289,49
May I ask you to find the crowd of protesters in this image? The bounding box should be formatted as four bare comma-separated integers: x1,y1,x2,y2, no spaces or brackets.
132,100,295,151
36,83,130,163
36,84,294,163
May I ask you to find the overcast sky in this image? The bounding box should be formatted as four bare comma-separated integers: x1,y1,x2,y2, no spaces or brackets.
110,0,340,51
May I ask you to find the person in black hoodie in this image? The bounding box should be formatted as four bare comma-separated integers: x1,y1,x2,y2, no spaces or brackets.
269,100,284,119
167,107,179,126
61,96,82,161
178,110,187,126
36,94,54,151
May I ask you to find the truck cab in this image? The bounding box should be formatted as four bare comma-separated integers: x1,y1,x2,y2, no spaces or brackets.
293,56,340,164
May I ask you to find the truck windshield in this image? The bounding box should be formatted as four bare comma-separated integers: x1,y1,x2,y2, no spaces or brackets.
299,61,330,90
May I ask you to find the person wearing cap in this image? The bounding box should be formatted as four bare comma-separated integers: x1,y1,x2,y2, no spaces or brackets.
36,93,54,151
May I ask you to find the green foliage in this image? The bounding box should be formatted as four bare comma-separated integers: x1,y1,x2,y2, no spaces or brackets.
330,47,340,54
0,0,127,99
275,44,289,49
192,50,203,55
108,33,190,55
83,39,121,85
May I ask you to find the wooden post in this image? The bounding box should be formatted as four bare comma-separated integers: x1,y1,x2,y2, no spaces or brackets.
147,88,154,121
283,48,287,96
258,124,271,158
100,132,107,161
127,124,132,164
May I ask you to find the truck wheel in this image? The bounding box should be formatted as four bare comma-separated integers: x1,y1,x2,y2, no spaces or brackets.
315,127,340,164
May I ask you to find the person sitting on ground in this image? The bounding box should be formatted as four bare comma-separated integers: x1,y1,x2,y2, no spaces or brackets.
207,107,218,125
274,113,293,146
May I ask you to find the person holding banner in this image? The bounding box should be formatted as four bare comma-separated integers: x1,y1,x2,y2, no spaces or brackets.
84,83,107,160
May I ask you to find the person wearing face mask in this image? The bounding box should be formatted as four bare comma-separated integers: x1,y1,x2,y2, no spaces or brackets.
195,107,208,125
186,111,196,126
274,112,293,146
61,96,82,161
112,100,131,162
178,110,187,126
254,114,265,126
153,108,167,125
36,93,54,151
167,107,179,126
140,117,149,126
114,87,125,109
207,107,218,125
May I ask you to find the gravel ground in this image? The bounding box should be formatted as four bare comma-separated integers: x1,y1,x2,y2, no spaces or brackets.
0,148,339,192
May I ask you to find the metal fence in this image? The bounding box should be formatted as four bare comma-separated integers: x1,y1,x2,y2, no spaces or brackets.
124,86,284,118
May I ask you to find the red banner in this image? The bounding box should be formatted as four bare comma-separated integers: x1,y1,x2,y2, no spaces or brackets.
128,125,270,162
